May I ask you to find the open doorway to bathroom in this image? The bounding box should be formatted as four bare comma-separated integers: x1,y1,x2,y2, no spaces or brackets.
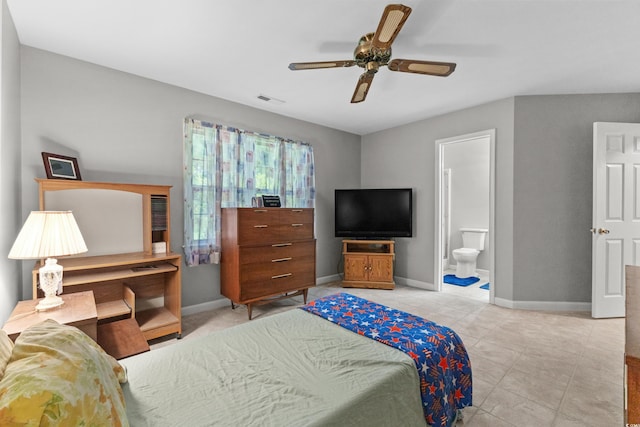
435,130,495,304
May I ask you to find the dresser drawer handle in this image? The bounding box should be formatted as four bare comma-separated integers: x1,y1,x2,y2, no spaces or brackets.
253,225,268,228
253,210,268,213
291,209,303,212
272,257,292,263
272,273,292,279
291,223,303,227
272,243,292,247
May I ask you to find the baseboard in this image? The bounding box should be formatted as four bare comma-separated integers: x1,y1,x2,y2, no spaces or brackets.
182,274,343,316
494,297,591,312
316,274,341,285
394,276,437,291
181,277,591,315
181,297,230,316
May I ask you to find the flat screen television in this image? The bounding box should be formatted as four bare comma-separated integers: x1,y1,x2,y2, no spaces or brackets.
335,188,413,238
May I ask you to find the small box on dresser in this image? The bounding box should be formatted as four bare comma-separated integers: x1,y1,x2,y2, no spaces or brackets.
221,208,316,319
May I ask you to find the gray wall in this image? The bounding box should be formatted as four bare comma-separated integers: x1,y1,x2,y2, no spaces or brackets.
361,98,515,300
444,137,490,271
0,0,22,323
11,44,640,311
362,92,640,306
513,94,640,303
19,47,361,307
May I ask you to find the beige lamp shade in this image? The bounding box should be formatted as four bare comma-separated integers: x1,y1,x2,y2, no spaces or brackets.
8,211,87,310
8,211,88,260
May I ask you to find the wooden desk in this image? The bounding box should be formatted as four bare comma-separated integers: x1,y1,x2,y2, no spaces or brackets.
2,291,98,341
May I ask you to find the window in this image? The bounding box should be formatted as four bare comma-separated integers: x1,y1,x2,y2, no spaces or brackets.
183,119,315,266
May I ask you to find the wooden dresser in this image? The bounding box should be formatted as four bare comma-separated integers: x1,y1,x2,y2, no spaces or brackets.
221,208,316,319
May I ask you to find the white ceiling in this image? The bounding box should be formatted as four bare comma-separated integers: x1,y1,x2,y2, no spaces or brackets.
7,0,640,135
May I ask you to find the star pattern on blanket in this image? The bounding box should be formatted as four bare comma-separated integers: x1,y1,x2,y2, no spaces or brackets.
301,293,472,427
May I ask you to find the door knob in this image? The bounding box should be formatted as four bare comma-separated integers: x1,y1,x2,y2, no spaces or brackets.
598,228,610,234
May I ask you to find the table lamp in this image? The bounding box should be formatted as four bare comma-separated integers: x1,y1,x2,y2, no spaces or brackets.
8,211,88,311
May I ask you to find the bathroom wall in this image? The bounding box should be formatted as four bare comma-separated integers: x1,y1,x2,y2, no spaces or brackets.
443,136,491,271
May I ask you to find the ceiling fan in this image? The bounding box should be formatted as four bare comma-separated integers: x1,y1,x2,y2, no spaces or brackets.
288,4,457,103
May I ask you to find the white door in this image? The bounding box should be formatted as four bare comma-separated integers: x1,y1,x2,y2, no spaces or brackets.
592,122,640,318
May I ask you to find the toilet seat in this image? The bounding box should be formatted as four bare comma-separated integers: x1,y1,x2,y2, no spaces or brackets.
452,248,479,256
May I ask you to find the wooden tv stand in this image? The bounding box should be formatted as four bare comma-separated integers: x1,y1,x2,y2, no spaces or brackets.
341,240,395,290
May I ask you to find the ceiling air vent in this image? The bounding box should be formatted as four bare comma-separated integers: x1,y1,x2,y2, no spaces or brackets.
257,94,285,105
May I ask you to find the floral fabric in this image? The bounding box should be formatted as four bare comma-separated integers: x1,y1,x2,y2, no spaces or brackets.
0,331,13,380
0,320,128,426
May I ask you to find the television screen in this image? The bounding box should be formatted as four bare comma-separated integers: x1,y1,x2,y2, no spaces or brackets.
335,188,412,238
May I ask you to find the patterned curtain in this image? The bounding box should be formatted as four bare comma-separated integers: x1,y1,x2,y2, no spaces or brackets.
282,139,315,207
183,120,220,266
183,119,315,266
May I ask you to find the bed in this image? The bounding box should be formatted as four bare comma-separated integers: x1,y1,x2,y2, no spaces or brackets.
0,293,471,427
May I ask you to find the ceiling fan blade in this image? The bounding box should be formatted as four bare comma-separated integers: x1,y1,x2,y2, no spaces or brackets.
350,72,375,104
371,4,412,50
387,59,457,76
288,60,356,70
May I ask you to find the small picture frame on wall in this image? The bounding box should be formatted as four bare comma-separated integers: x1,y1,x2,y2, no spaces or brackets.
42,152,82,180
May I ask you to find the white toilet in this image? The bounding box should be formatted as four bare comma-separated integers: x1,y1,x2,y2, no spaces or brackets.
452,228,488,278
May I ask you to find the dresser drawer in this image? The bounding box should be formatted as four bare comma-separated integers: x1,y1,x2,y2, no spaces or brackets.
240,255,314,283
279,209,313,240
237,209,279,244
237,208,314,244
279,208,313,225
240,240,315,265
238,223,279,245
275,223,313,241
237,208,279,225
240,257,316,300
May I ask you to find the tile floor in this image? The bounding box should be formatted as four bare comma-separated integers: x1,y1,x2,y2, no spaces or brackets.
152,282,625,426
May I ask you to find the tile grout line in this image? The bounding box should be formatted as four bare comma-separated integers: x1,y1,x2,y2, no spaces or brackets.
550,318,596,427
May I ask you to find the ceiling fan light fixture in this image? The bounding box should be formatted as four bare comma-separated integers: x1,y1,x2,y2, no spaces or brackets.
366,61,379,73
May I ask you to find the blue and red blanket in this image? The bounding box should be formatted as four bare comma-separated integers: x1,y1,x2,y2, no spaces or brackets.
301,293,472,427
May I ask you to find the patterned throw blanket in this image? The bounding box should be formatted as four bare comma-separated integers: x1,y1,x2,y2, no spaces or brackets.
301,293,472,427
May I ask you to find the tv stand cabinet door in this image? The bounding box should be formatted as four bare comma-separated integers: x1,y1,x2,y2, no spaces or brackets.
344,254,369,282
367,255,393,283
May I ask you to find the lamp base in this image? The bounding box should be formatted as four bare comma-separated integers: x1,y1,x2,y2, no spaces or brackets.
36,295,64,311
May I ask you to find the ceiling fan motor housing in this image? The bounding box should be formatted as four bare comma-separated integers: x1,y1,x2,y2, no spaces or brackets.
287,4,456,103
354,32,391,72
